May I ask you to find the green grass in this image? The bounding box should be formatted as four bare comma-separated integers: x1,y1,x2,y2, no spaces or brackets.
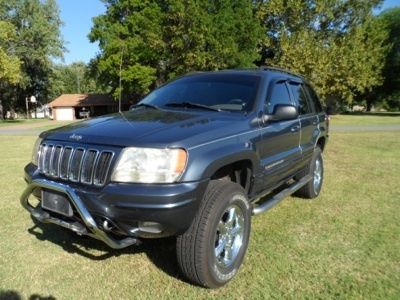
330,114,400,125
34,121,77,131
0,132,399,299
0,118,48,128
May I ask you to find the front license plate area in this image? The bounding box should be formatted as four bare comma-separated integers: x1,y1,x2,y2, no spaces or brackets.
41,189,73,217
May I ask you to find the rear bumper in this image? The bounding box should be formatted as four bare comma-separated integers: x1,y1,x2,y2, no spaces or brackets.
21,164,208,249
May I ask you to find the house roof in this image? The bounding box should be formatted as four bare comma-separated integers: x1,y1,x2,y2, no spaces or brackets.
49,94,126,108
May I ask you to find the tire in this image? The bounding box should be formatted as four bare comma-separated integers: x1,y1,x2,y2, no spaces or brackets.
295,147,324,199
176,180,251,288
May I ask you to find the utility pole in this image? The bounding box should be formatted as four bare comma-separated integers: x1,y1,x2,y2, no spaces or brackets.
118,46,124,113
76,65,81,93
25,97,29,119
30,96,37,119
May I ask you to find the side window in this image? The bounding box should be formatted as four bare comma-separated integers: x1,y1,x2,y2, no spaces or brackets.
304,84,323,113
266,81,291,114
289,83,312,115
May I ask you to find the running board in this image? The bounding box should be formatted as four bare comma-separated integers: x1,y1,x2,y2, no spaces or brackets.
252,174,312,215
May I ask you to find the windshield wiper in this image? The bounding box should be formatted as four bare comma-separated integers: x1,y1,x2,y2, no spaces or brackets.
165,102,221,112
131,103,159,110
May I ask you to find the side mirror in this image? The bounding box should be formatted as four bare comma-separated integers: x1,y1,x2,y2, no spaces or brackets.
263,104,298,122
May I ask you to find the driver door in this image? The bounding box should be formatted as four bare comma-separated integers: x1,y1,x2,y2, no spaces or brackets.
257,79,302,192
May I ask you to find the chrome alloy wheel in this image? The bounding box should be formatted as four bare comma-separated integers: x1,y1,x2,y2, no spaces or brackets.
214,204,245,268
313,158,322,191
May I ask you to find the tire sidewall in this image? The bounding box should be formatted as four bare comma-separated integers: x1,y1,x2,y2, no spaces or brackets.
311,149,324,197
205,186,251,286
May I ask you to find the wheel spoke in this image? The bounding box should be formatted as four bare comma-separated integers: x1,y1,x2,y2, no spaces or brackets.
224,245,233,262
226,207,236,228
215,238,227,257
217,220,226,235
230,224,243,236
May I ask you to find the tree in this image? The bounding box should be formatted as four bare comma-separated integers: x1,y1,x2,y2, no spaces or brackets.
378,8,400,111
0,0,64,117
256,0,389,109
89,0,263,100
48,62,109,100
0,19,21,119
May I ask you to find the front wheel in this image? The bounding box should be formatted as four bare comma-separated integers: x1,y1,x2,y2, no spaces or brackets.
176,180,251,288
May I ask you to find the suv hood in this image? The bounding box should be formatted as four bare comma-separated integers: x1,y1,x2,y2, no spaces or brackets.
41,109,249,148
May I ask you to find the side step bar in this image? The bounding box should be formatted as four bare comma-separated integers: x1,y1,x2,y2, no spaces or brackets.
252,175,312,215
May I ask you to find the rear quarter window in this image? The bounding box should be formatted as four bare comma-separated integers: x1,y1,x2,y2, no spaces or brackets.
304,84,323,113
289,83,312,115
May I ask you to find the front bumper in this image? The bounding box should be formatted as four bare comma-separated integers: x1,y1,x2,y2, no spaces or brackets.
21,164,208,249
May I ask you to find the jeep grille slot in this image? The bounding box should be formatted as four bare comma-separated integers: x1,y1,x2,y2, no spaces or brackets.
50,145,63,177
93,151,114,186
81,149,98,184
69,148,85,182
38,144,114,186
59,146,73,179
43,144,53,175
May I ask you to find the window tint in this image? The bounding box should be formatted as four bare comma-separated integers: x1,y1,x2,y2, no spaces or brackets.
266,81,291,113
304,84,323,112
289,83,312,115
142,74,261,112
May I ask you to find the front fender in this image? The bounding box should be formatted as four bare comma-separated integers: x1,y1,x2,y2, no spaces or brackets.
180,142,259,182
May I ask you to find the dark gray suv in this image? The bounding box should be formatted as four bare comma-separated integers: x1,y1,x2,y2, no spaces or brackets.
21,67,328,288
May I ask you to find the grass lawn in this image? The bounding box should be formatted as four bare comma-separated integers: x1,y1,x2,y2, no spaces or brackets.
0,119,49,128
0,131,399,298
330,114,400,125
33,121,78,132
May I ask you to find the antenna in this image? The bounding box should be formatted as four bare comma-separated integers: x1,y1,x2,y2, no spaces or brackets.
118,45,124,113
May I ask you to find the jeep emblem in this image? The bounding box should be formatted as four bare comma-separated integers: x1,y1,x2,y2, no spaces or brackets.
69,133,82,141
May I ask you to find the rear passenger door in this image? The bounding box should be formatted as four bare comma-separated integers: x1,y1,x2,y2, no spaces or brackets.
288,81,318,162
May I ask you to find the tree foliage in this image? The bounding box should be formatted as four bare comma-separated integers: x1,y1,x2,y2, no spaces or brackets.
90,0,390,107
89,0,263,99
378,8,400,111
0,0,64,117
256,0,389,107
0,20,21,84
48,62,109,100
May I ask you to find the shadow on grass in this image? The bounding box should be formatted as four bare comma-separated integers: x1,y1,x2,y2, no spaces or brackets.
27,219,184,283
0,290,55,300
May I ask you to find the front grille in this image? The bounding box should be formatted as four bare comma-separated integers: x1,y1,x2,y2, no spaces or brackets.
38,143,114,186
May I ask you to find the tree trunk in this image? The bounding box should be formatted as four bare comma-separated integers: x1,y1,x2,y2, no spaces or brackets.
366,99,373,112
0,98,3,120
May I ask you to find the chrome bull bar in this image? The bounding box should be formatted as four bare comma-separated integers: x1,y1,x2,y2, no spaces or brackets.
20,178,140,249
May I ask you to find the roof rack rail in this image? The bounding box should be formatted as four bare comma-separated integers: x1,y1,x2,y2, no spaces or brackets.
258,65,303,78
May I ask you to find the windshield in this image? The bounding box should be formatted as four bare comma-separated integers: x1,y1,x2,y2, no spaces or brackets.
140,73,261,112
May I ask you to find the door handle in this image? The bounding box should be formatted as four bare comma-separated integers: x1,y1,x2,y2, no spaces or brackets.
312,120,318,125
290,125,300,132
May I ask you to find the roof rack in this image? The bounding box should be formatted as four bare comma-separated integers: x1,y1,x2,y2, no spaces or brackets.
258,65,303,78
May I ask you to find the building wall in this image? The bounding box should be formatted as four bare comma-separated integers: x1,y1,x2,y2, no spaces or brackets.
54,107,75,121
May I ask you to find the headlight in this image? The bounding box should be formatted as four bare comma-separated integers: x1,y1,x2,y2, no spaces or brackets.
31,137,43,166
111,147,187,183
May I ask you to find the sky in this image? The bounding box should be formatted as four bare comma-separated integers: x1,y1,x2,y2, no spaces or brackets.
56,0,400,65
56,0,106,64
